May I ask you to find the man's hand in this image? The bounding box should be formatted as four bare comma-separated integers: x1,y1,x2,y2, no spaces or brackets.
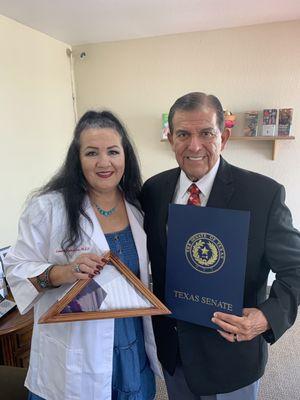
211,308,270,343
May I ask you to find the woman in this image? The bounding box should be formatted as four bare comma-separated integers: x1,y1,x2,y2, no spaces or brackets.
4,111,161,400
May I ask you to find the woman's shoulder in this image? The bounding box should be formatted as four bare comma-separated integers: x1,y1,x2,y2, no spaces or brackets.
23,191,66,223
27,190,64,209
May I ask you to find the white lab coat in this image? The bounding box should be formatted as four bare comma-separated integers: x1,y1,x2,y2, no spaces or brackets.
4,192,161,400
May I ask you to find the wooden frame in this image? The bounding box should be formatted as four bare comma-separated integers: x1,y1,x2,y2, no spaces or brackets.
39,251,170,324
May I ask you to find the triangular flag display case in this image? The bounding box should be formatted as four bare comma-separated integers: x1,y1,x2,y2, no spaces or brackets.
39,251,170,324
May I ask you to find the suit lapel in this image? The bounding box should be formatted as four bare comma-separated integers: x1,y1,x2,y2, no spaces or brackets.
207,157,235,209
158,168,181,249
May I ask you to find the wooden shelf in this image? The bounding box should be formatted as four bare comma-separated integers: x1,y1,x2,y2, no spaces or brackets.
229,136,295,160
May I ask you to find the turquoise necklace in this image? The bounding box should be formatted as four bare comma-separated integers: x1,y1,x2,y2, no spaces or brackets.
94,202,118,217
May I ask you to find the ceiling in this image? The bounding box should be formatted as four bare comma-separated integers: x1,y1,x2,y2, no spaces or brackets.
1,0,300,45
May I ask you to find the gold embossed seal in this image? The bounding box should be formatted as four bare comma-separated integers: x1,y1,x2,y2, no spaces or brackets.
185,232,226,274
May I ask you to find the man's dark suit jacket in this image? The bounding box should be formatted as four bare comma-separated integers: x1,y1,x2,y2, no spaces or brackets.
141,157,300,395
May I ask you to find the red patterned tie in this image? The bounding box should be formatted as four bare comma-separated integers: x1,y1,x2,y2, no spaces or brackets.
187,184,201,206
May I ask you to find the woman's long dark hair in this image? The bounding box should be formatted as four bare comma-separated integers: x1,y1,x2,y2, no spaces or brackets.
38,110,142,253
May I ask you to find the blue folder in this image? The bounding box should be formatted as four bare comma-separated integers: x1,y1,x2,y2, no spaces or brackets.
165,204,250,330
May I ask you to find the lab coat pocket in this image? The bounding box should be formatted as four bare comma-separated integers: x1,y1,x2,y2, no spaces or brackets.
38,334,83,400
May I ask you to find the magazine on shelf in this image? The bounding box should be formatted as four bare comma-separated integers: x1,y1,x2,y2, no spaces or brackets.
262,109,277,136
244,111,259,137
161,113,169,140
278,108,293,136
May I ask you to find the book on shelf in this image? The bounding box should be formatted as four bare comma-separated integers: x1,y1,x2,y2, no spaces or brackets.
161,113,169,140
278,108,293,136
262,109,277,136
244,111,259,137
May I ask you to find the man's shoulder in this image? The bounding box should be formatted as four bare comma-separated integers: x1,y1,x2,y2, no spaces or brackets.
229,163,281,189
223,161,283,201
143,168,179,189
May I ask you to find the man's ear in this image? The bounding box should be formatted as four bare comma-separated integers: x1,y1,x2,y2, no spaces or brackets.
221,128,231,151
167,132,174,149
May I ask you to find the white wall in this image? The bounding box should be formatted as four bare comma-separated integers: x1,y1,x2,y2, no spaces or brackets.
73,20,300,233
0,15,75,246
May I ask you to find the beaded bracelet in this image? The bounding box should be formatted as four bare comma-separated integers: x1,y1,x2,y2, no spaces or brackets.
36,265,56,289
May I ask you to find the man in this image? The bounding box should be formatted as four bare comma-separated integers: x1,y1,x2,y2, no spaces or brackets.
141,92,300,399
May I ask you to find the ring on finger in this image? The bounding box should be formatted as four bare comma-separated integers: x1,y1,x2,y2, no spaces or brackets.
233,333,238,342
73,264,81,273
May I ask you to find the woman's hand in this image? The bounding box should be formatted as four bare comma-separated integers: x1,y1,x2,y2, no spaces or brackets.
49,253,107,286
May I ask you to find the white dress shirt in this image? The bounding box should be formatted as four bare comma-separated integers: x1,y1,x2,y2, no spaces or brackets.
173,158,220,206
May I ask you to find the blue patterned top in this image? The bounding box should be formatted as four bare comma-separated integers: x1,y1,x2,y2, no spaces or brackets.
105,225,155,400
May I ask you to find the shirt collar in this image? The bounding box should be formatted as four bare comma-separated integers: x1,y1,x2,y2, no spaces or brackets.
178,157,220,200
